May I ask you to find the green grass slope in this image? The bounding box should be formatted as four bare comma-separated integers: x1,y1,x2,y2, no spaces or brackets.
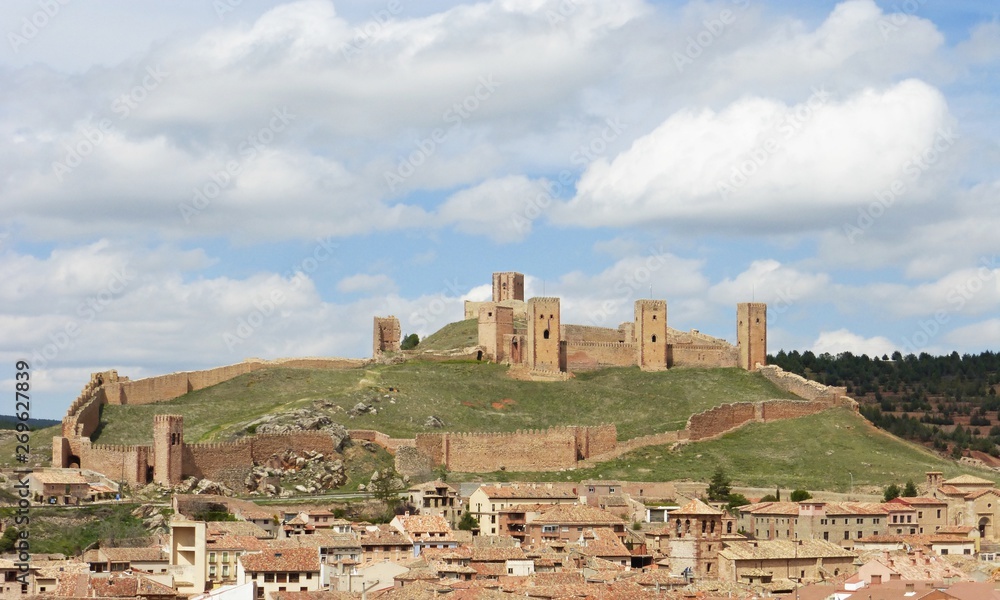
92,362,797,445
478,408,997,491
416,318,478,352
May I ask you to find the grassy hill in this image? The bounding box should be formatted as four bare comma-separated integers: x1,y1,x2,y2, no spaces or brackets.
92,362,798,445
416,318,478,352
468,408,998,491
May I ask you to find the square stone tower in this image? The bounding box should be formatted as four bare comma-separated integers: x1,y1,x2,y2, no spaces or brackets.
526,297,563,372
635,299,668,370
478,304,514,362
373,316,401,356
492,272,525,303
153,414,184,486
737,303,767,371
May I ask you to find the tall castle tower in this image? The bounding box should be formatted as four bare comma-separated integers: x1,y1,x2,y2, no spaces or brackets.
492,272,525,303
737,303,767,371
526,297,563,372
373,316,401,356
478,304,514,362
153,414,184,486
634,300,668,370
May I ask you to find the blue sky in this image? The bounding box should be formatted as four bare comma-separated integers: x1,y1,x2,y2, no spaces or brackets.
1,0,998,419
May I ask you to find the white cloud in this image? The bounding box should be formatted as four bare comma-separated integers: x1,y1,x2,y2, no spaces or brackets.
556,79,952,232
436,175,552,242
811,329,897,357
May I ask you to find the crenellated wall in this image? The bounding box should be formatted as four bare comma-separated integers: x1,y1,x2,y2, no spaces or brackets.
55,358,369,487
413,425,617,473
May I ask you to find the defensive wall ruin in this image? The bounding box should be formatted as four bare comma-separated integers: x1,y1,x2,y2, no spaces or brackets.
53,357,365,488
348,366,860,475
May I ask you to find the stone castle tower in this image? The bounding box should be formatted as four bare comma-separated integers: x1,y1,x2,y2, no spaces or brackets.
153,414,184,486
526,297,564,372
634,299,668,370
737,303,767,371
492,272,524,302
478,304,514,362
373,316,401,356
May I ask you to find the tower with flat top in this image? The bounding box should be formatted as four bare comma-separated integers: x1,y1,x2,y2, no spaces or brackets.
737,303,767,371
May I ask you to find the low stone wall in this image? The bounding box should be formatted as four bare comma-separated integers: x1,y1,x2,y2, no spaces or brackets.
757,365,849,403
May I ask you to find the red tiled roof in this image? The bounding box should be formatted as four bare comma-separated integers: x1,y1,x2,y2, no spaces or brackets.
240,548,320,573
533,504,625,525
477,485,577,500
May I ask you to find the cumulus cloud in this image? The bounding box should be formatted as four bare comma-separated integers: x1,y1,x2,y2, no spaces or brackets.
436,175,552,242
555,79,953,232
811,329,898,357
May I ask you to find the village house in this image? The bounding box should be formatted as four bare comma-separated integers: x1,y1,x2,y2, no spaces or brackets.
84,547,170,575
524,503,628,547
236,548,322,600
468,484,578,536
717,539,858,585
855,548,967,585
389,513,457,557
407,480,463,528
739,500,888,547
27,470,91,505
358,525,414,563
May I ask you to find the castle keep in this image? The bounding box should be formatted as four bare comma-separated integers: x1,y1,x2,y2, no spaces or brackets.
464,271,768,374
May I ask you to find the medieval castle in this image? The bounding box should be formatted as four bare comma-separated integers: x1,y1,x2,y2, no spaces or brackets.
375,271,768,374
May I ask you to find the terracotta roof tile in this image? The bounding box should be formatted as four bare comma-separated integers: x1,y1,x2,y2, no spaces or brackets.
533,504,625,525
477,485,577,500
239,548,320,573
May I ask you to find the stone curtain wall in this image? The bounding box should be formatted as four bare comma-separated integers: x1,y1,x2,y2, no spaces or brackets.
183,442,254,489
757,365,851,404
669,345,739,368
80,440,151,486
686,403,759,441
412,425,617,473
561,324,628,343
565,341,637,371
105,362,264,405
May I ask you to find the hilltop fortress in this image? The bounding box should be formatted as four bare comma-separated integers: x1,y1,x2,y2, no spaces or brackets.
380,271,768,374
53,271,853,486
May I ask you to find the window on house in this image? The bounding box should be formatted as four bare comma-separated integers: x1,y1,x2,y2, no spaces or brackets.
209,553,216,563
823,532,829,541
264,574,274,583
222,566,230,578
844,532,849,540
289,574,299,583
209,566,217,577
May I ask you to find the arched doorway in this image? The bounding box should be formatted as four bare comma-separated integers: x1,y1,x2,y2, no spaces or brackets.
980,517,991,540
